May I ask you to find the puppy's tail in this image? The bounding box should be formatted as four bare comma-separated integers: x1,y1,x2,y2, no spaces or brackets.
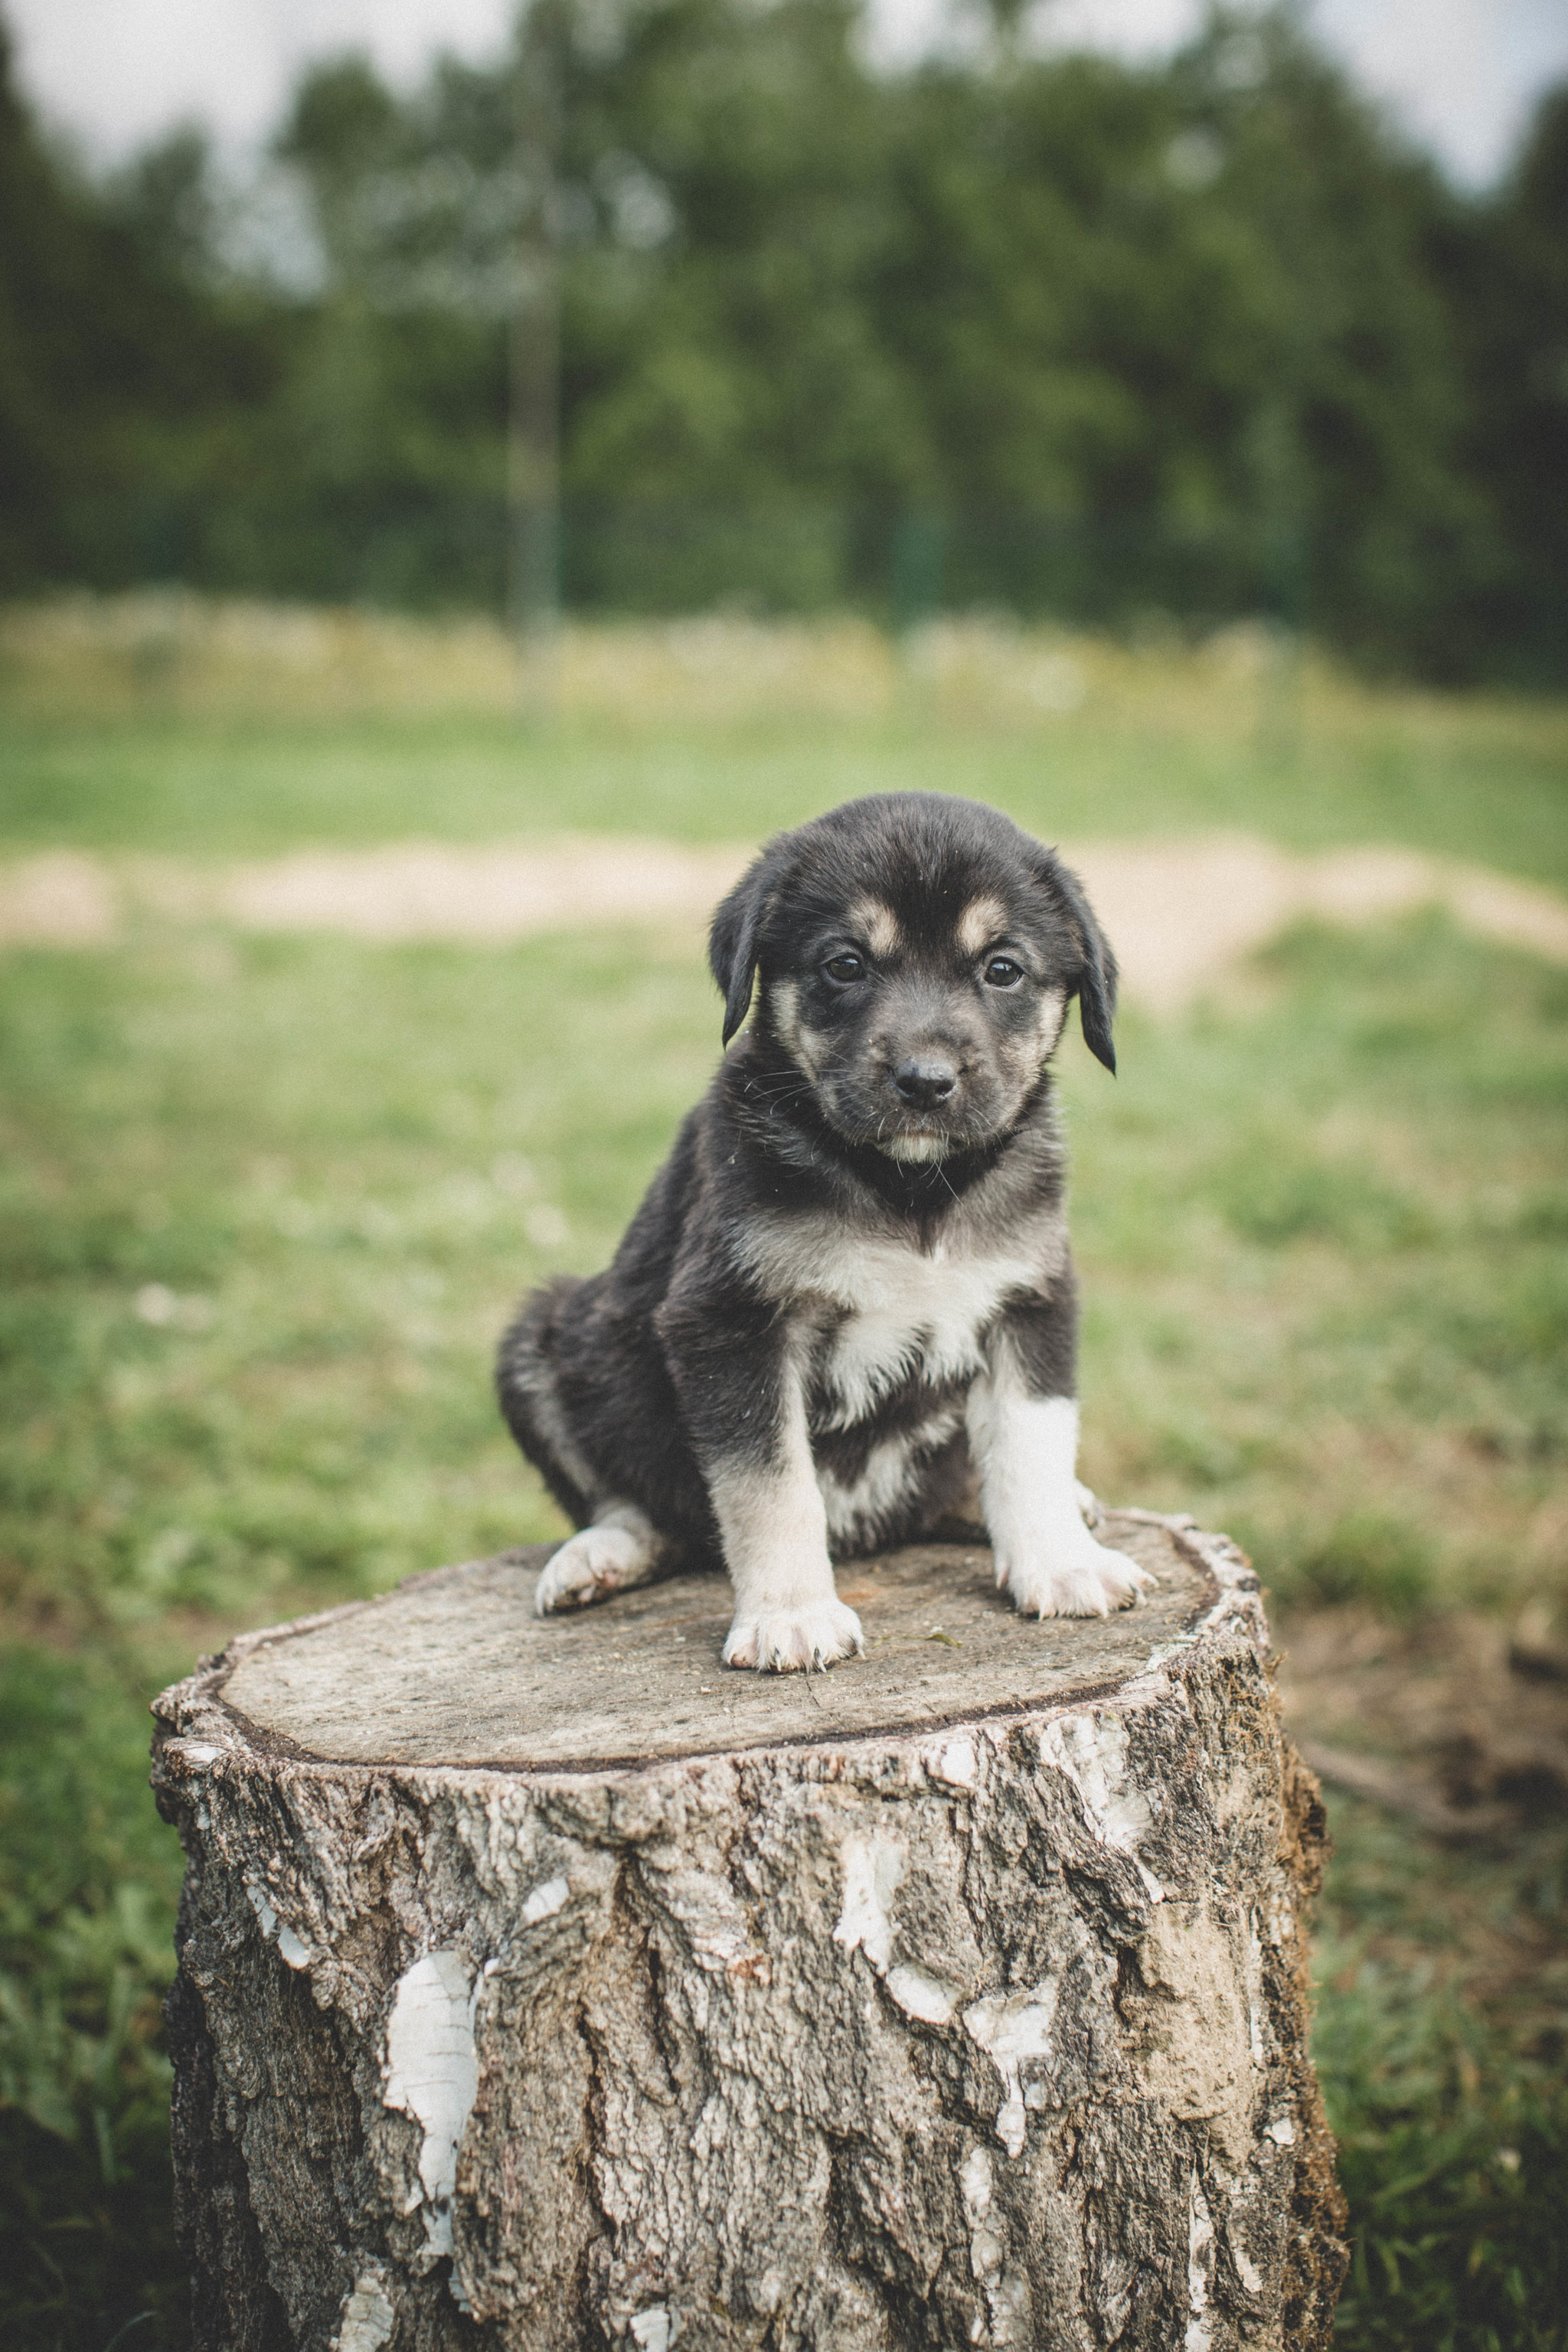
495,1278,596,1527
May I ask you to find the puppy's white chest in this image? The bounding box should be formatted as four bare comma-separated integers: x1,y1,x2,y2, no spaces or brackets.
815,1239,1037,1423
740,1209,1057,1424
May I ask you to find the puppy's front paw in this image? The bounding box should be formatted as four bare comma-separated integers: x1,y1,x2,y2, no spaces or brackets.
723,1596,864,1673
996,1530,1153,1620
536,1523,659,1615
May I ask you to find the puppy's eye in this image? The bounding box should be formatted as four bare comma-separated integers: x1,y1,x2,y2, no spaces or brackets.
823,952,866,985
982,956,1024,989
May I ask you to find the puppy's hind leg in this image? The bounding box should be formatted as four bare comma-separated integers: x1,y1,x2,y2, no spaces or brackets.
535,1502,671,1616
497,1278,598,1526
500,1282,678,1613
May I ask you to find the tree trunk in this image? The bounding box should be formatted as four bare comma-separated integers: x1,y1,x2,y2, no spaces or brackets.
152,1510,1348,2352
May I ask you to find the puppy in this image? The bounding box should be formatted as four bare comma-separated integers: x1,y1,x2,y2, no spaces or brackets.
497,791,1150,1671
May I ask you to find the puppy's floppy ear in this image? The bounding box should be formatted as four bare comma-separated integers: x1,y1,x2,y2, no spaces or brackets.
1041,852,1119,1074
709,848,778,1045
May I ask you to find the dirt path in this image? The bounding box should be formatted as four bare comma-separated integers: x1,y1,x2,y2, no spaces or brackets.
2,833,1566,1011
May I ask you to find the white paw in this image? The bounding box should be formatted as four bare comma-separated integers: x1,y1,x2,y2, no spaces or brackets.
995,1531,1153,1620
723,1596,864,1673
1074,1480,1103,1528
535,1524,660,1615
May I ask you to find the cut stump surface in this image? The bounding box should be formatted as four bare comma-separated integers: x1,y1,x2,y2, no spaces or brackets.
153,1511,1348,2352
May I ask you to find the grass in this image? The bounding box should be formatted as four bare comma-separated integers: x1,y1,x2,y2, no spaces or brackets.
0,611,1565,2348
1315,1802,1568,2352
0,603,1565,890
0,1650,187,2352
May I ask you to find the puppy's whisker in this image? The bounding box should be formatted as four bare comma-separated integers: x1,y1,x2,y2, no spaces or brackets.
748,1076,815,1108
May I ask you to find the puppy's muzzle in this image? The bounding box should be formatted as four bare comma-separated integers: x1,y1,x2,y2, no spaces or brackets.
893,1054,959,1109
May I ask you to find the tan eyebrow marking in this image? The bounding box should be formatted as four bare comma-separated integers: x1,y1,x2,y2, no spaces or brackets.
956,895,1008,956
844,897,901,959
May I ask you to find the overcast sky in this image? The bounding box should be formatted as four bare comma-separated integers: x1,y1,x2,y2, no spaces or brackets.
9,0,1568,188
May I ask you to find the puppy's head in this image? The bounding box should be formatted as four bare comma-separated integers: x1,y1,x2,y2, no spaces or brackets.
710,793,1116,1161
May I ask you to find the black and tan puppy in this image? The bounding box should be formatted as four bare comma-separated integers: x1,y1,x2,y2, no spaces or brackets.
497,791,1149,1671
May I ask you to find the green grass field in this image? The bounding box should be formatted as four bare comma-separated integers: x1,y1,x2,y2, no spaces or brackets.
2,629,1565,2349
3,695,1566,888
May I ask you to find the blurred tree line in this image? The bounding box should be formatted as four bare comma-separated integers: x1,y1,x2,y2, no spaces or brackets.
0,0,1563,681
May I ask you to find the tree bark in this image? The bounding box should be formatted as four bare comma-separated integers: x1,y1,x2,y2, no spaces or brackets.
152,1510,1348,2352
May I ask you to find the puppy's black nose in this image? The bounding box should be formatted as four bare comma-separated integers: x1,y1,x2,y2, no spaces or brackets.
893,1057,958,1108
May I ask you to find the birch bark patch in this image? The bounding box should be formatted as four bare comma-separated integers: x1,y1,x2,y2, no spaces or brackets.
884,1963,959,2025
335,2272,396,2352
1039,1708,1152,1851
963,1980,1062,2156
521,1873,569,1924
383,1951,478,2217
832,1832,906,1971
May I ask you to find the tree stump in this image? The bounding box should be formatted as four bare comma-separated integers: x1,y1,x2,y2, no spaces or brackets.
152,1511,1348,2352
